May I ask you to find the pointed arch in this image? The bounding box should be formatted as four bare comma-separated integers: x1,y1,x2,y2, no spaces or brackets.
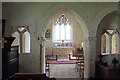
95,4,117,36
22,31,30,53
101,33,110,55
39,7,89,78
112,33,118,54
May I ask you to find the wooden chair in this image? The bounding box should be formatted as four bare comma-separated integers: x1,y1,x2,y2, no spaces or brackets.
45,59,50,77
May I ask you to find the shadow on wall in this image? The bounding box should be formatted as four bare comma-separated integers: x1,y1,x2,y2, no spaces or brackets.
103,54,120,68
19,64,34,73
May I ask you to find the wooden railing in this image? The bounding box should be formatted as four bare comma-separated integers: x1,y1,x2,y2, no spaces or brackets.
45,54,83,60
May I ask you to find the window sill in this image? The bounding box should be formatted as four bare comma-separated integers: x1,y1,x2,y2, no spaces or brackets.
19,53,30,54
102,53,110,55
102,53,120,55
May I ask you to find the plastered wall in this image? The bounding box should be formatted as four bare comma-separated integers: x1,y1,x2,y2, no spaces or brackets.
44,13,83,55
2,2,118,78
96,11,120,67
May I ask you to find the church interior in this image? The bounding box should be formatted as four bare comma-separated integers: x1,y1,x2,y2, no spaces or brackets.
1,2,120,80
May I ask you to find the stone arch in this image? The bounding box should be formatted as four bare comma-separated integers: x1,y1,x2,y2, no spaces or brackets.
39,6,89,78
96,6,118,58
34,3,89,41
94,4,117,37
42,8,89,40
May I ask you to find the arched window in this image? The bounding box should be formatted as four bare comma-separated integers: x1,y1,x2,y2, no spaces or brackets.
101,30,118,55
52,14,72,43
112,33,118,54
101,33,110,54
11,26,30,53
22,31,30,53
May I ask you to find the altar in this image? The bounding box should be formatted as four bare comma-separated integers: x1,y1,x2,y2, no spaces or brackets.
53,46,73,55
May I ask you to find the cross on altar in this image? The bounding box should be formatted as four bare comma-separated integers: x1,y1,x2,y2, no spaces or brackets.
0,38,7,48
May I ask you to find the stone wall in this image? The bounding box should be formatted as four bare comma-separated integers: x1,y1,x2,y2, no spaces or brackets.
2,2,118,78
96,9,120,72
44,11,83,55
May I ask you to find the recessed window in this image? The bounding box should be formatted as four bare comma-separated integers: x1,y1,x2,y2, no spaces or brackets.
52,14,72,43
101,30,118,55
22,31,30,53
11,26,30,53
112,33,118,54
101,33,110,54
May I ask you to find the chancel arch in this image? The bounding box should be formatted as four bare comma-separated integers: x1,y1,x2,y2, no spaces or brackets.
2,2,119,79
40,8,89,78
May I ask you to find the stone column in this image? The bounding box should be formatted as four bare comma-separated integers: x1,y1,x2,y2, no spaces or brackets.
83,40,90,78
40,41,45,73
87,36,96,78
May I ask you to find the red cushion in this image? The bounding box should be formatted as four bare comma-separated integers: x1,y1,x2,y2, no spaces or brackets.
15,73,45,76
14,73,46,79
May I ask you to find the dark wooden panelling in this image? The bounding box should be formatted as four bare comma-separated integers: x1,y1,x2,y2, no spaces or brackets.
2,46,19,80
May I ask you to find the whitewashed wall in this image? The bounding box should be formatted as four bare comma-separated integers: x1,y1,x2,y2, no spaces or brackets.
2,2,118,78
96,11,120,67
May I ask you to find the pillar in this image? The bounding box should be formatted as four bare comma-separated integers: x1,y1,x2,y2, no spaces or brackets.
84,36,96,78
40,41,45,73
83,40,90,78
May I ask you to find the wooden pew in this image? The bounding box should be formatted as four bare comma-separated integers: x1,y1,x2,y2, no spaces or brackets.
95,62,120,80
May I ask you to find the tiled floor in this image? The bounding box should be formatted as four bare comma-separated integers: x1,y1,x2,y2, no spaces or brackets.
48,64,80,78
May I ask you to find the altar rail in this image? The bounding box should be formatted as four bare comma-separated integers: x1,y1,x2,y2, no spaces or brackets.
45,54,83,60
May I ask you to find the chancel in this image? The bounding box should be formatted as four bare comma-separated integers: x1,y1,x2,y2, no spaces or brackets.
1,2,120,80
